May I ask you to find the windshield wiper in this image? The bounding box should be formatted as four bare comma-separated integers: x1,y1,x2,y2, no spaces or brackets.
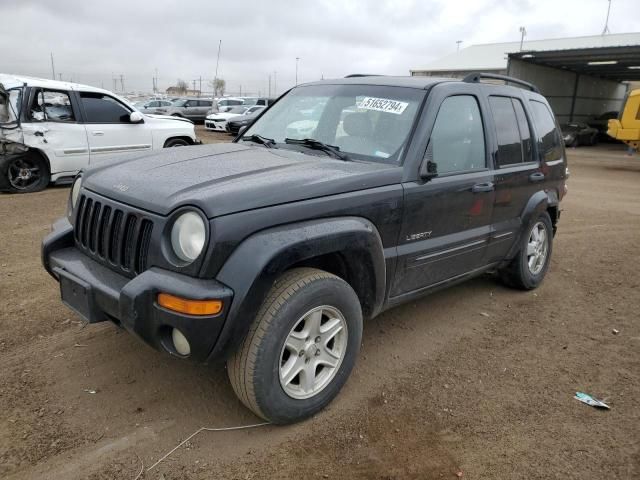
241,134,275,148
284,138,349,161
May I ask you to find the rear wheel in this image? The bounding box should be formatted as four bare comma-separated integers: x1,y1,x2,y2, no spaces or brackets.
227,268,362,424
3,152,50,193
499,212,553,290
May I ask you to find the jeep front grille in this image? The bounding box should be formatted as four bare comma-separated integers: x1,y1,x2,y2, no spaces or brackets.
74,193,153,276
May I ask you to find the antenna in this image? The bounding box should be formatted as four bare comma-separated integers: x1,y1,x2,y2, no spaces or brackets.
602,0,612,35
519,26,527,50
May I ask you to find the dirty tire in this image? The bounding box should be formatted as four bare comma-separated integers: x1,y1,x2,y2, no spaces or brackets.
164,138,190,147
227,268,363,424
500,211,553,290
2,152,50,193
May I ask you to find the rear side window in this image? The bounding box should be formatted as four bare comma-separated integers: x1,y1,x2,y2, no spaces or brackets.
529,100,562,162
429,95,486,174
198,100,212,107
512,99,533,163
80,92,131,123
489,96,522,166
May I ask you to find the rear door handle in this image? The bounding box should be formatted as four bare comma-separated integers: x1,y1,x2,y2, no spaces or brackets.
529,172,545,183
91,131,104,136
471,182,494,193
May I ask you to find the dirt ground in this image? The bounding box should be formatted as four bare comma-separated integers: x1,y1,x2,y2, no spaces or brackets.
0,136,638,479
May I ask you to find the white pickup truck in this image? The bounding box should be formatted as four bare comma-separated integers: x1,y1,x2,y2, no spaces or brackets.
0,75,200,193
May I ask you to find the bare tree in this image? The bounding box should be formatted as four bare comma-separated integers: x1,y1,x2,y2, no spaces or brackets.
208,78,226,97
176,79,188,95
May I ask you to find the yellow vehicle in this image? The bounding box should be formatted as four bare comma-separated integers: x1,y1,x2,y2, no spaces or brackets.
607,89,640,149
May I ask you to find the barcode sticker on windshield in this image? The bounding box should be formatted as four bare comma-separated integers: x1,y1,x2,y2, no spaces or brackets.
358,97,409,115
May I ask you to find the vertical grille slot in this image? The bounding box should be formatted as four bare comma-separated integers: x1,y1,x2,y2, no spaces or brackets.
120,215,137,271
135,220,153,274
74,195,86,242
108,210,123,263
88,202,101,252
96,206,111,258
80,198,93,247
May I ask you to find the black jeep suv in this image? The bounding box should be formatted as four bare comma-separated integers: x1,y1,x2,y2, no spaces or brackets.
42,73,567,424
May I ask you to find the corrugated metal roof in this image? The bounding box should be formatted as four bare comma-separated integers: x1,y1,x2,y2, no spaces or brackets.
411,32,640,72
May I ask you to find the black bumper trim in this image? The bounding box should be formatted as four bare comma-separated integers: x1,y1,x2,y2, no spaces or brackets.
44,225,234,362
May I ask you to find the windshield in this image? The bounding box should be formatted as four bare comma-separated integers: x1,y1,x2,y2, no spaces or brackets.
0,86,23,125
243,84,425,164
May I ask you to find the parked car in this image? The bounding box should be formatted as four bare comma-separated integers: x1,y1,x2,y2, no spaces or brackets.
241,97,276,107
0,74,199,193
216,97,244,113
42,73,567,424
226,106,267,135
155,98,214,122
561,122,598,147
204,105,260,132
138,99,173,114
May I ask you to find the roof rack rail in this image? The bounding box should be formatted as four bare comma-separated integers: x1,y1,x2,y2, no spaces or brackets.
344,74,383,78
462,72,540,93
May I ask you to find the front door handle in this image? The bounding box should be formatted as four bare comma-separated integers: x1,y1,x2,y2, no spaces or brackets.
91,131,104,136
471,182,494,193
529,172,545,183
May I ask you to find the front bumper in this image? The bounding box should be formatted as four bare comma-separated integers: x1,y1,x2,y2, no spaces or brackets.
42,218,233,362
204,120,226,131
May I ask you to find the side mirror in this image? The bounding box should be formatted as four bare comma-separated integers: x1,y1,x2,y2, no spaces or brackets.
419,141,438,180
130,111,144,123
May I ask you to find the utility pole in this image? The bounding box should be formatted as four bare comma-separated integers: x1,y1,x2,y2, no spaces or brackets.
295,57,300,85
519,26,527,50
273,71,277,95
199,76,202,96
50,52,56,80
268,75,272,97
113,77,117,92
213,39,222,98
58,73,62,81
239,85,242,96
119,74,124,92
456,40,462,52
192,79,197,94
602,0,612,35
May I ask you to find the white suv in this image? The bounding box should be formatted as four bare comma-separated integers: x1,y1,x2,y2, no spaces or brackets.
0,75,200,193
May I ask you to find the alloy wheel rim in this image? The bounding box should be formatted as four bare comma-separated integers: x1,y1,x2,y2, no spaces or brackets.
527,221,548,275
8,158,40,190
279,305,348,400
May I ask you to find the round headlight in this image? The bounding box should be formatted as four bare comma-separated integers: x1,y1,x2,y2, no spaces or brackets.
171,211,206,262
70,177,82,209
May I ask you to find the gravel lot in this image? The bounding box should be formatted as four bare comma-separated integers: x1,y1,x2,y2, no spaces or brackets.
0,137,638,479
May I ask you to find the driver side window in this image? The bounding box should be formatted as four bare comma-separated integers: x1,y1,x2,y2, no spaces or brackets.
429,95,485,174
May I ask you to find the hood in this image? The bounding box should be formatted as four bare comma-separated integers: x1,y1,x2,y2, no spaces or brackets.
82,143,401,217
145,113,193,124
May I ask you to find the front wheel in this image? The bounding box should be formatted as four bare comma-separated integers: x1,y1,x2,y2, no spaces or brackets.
499,212,553,290
3,152,50,193
164,138,190,148
227,268,363,424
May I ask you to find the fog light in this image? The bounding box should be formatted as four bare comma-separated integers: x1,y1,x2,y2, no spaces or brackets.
172,328,191,356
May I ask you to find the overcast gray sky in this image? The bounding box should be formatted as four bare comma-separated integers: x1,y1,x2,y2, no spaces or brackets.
1,0,638,96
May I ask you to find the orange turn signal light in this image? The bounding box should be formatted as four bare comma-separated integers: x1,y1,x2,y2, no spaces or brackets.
157,293,222,316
